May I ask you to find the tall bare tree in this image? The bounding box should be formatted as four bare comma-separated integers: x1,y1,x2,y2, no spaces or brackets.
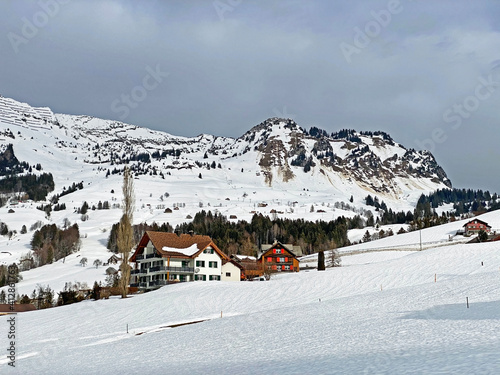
118,166,135,298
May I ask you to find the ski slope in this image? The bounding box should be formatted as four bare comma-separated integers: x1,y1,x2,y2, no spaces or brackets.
1,241,498,374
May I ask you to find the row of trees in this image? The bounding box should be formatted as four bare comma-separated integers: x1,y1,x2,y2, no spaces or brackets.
29,223,81,267
108,210,353,258
417,188,499,215
0,172,54,201
0,263,21,288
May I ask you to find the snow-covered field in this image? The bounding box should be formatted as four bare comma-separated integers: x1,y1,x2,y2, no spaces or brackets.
1,240,499,374
1,95,499,373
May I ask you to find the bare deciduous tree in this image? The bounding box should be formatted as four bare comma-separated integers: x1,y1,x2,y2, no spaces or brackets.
329,249,341,267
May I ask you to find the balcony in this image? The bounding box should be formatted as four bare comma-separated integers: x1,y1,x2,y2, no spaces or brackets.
134,266,195,275
136,253,160,261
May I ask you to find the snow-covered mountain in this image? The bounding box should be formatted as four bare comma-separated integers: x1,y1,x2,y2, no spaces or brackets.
0,94,450,206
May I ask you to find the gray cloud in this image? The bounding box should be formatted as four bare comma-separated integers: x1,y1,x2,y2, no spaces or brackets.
0,0,498,192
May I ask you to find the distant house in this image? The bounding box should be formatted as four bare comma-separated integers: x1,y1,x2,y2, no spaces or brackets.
0,304,36,314
258,241,300,273
129,231,238,290
463,219,491,235
107,254,121,265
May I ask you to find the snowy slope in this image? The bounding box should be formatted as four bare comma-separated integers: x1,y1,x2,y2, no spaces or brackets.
0,94,497,300
0,241,498,374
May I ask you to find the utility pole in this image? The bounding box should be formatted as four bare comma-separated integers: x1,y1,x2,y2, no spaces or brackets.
419,220,422,251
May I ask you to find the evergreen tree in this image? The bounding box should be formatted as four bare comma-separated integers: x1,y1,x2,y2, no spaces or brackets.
317,251,325,271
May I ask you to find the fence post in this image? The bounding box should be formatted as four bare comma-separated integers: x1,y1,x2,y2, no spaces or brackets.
466,297,469,309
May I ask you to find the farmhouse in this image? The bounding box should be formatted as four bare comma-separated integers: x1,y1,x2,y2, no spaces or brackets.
231,255,264,280
129,231,239,290
463,219,491,235
258,241,300,273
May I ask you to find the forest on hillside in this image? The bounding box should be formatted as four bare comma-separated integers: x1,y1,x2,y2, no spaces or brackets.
107,211,355,256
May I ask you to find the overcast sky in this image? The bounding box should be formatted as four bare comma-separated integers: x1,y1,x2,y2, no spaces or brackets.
0,0,499,192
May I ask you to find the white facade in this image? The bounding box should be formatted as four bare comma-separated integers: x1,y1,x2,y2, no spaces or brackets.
131,235,240,289
221,262,241,282
194,246,222,281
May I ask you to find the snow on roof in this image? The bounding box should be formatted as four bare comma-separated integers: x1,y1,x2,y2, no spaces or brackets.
232,254,257,261
162,244,200,257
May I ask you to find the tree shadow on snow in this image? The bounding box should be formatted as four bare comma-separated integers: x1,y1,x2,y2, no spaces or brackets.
401,300,500,321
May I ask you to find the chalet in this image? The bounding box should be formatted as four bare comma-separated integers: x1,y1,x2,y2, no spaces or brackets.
463,219,491,235
129,231,239,290
258,241,300,273
231,255,264,280
107,254,121,265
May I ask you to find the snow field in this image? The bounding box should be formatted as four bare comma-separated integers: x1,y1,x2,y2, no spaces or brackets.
0,241,498,374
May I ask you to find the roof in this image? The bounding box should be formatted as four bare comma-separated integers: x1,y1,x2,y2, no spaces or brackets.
130,231,227,262
258,241,299,260
261,242,303,256
0,304,36,313
463,219,491,228
231,254,257,262
222,258,245,270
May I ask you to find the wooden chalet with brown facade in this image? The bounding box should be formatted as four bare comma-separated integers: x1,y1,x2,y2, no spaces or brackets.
231,255,264,280
129,231,240,290
258,241,300,273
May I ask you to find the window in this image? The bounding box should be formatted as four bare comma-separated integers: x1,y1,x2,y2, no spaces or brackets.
209,261,218,268
267,257,272,262
195,274,206,281
204,248,214,254
196,260,205,267
209,275,220,281
226,272,231,277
